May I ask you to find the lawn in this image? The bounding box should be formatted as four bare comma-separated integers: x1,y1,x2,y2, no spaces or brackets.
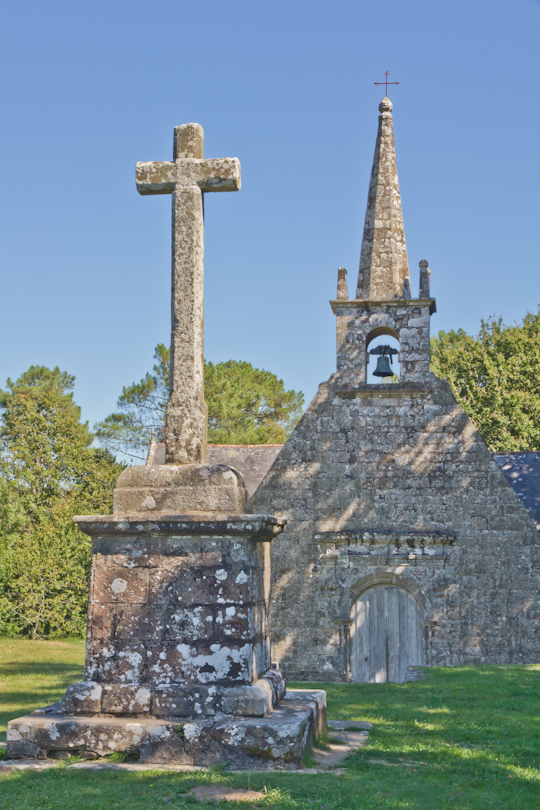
1,638,539,809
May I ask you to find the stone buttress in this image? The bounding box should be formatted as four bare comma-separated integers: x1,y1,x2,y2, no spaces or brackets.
7,125,326,767
253,98,540,681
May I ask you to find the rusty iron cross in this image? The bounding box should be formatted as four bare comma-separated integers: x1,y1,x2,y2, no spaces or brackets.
374,71,399,96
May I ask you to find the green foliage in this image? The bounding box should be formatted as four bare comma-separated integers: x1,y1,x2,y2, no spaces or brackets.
0,367,123,638
431,310,540,451
94,345,304,458
205,359,304,445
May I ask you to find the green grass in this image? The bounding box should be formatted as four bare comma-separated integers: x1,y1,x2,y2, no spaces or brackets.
0,637,85,741
1,638,539,808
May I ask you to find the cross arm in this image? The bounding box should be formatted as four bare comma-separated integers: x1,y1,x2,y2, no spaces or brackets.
136,161,177,195
195,158,241,192
136,157,241,195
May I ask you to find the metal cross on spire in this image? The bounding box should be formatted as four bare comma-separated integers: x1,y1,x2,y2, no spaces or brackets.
374,70,399,96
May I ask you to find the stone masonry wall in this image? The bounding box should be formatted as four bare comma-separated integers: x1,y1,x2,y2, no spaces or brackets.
79,520,272,713
253,371,540,680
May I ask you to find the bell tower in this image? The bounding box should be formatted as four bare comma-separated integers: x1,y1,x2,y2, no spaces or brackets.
254,91,540,685
331,97,436,390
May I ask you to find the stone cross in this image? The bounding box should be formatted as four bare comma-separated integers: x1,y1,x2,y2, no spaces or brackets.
136,124,240,464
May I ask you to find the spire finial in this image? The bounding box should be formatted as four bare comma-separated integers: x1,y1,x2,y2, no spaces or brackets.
356,85,410,301
374,70,399,97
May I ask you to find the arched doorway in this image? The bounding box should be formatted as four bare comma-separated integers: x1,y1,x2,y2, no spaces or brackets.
350,586,423,683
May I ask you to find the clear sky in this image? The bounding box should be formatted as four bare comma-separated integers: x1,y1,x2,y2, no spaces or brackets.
1,0,539,431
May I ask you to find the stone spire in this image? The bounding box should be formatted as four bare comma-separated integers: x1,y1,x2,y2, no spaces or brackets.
356,98,411,300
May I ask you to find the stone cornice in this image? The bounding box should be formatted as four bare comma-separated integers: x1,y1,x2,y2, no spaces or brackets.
74,513,286,541
336,388,430,400
314,530,455,545
330,298,437,315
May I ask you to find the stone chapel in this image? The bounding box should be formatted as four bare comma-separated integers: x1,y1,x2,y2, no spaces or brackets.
251,97,540,683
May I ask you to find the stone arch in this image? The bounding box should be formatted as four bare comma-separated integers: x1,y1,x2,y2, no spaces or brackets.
346,571,428,619
365,326,399,350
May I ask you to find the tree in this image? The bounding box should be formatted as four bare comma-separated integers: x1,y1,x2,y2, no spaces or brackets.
205,360,304,445
0,366,123,638
94,345,304,459
431,310,540,451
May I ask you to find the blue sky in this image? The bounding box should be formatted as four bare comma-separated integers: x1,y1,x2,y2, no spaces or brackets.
1,0,539,431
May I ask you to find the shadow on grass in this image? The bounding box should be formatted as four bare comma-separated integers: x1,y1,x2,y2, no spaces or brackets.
0,662,83,678
1,660,84,740
290,666,540,786
1,661,539,808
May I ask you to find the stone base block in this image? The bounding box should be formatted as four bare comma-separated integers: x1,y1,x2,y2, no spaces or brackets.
112,464,250,514
61,670,286,719
7,690,326,770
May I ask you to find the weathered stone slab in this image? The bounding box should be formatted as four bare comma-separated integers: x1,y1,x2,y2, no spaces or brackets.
139,734,193,765
7,714,185,759
148,444,286,498
61,682,102,715
113,465,249,514
312,730,368,768
152,684,223,717
181,694,323,769
55,675,284,720
101,684,152,715
221,680,273,716
7,690,324,768
188,786,266,802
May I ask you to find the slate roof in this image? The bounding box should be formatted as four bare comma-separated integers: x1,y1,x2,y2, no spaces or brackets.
492,452,540,530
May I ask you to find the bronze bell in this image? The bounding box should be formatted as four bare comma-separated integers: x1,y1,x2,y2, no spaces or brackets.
373,355,393,378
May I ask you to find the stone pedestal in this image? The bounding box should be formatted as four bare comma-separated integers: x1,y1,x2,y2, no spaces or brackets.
7,465,326,768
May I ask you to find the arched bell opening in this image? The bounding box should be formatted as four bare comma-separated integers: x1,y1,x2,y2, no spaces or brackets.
365,328,400,384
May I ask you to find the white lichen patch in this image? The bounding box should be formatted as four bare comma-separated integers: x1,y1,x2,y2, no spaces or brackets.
235,571,248,584
111,578,128,595
146,724,172,739
182,723,201,742
7,728,23,741
44,722,60,740
175,642,250,682
223,724,246,744
135,688,151,706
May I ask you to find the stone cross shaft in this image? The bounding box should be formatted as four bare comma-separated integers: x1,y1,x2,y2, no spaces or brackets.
136,124,240,464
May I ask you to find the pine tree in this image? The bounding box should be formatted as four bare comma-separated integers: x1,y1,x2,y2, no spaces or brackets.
94,346,304,458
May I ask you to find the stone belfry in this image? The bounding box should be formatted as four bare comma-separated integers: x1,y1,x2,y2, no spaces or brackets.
254,97,540,683
334,95,435,390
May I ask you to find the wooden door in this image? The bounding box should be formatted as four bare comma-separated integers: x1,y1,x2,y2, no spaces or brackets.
351,586,423,683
